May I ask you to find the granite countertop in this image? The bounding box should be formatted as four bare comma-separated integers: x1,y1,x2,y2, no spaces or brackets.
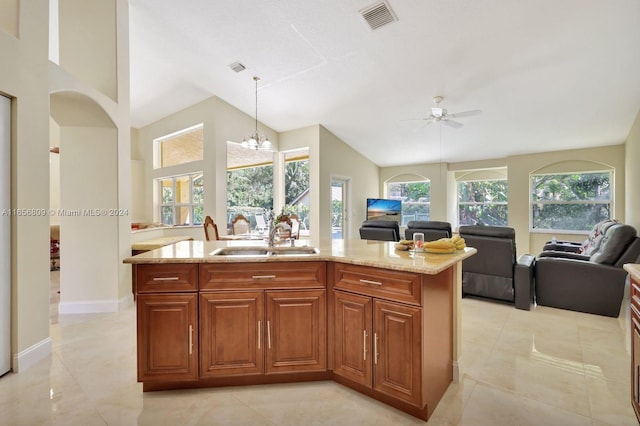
624,264,640,281
123,238,477,275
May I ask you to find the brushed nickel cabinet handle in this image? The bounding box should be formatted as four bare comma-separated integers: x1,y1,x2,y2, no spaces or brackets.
267,320,272,349
359,279,382,286
152,277,179,281
363,330,368,361
258,320,261,350
252,275,276,280
189,325,193,355
374,332,379,365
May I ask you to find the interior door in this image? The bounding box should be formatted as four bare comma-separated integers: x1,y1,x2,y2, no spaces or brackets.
0,95,10,376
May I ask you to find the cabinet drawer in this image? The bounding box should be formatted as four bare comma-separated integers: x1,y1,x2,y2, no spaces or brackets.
136,264,198,293
333,263,422,306
200,262,326,291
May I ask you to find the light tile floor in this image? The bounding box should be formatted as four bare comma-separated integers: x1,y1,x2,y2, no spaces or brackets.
0,271,637,425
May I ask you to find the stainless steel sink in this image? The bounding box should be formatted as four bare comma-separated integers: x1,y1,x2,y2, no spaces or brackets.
269,247,319,256
210,247,270,256
210,246,318,257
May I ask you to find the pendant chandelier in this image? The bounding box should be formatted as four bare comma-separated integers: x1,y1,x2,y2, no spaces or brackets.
241,76,272,150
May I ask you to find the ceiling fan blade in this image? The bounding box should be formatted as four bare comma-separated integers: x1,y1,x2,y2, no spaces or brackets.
447,109,482,119
443,119,464,129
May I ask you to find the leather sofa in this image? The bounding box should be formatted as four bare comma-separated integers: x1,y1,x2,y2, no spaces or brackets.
542,219,618,253
359,220,400,242
536,222,640,317
404,221,452,241
459,225,535,310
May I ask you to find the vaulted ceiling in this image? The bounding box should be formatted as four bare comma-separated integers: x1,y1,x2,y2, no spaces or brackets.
129,0,640,167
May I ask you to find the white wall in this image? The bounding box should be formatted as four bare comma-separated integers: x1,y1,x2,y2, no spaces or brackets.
626,110,640,231
0,0,131,372
58,126,122,312
0,0,53,372
379,162,451,223
319,125,379,241
58,0,117,101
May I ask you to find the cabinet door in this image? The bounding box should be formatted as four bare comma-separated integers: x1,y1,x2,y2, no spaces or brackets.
333,291,372,387
137,294,198,382
200,291,264,377
373,299,422,406
265,289,326,374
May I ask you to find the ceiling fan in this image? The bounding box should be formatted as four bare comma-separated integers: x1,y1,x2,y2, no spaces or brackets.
411,96,482,129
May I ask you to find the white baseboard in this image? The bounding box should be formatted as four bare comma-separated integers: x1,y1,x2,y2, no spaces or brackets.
59,294,133,314
452,360,460,383
12,337,52,373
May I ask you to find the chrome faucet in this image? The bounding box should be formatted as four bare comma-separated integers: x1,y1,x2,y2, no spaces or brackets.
268,219,290,247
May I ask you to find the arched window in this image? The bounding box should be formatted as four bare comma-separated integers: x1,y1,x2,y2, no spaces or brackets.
385,175,430,226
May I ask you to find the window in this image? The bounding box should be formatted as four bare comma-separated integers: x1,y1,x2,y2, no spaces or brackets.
158,173,203,226
531,172,611,231
458,179,508,226
154,124,203,169
386,181,430,226
226,142,274,231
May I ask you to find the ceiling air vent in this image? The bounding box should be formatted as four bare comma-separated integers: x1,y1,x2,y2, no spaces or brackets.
360,1,397,30
229,61,246,73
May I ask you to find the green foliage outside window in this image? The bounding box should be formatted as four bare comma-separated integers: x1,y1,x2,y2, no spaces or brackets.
531,172,611,231
458,180,508,226
387,181,431,225
226,159,311,231
226,165,274,211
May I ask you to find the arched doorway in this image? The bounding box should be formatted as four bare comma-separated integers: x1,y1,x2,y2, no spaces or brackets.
49,91,125,315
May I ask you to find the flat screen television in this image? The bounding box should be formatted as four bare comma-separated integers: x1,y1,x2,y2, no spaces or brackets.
366,198,402,223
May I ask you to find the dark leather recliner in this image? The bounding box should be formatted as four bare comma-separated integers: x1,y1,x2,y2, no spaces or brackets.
536,223,640,317
459,225,535,310
359,220,400,242
404,221,452,241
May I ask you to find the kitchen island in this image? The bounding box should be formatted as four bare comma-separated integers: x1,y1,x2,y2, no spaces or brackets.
124,238,476,421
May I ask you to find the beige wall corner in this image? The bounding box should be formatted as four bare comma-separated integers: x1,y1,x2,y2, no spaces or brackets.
626,109,640,231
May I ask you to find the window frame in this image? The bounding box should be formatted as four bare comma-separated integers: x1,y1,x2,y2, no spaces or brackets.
384,179,431,226
158,172,203,226
529,170,613,233
456,178,509,227
153,123,203,169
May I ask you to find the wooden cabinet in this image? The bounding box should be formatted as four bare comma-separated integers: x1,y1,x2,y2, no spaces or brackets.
266,289,326,374
198,262,326,378
136,293,198,382
334,291,371,386
132,257,455,421
333,289,421,406
373,299,421,405
199,291,264,377
135,264,199,383
630,275,640,421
